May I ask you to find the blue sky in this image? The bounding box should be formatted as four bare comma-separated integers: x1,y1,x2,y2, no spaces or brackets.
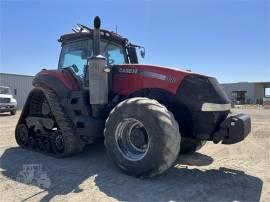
0,0,269,83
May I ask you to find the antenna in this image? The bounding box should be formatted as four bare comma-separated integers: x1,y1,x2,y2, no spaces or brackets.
115,25,118,34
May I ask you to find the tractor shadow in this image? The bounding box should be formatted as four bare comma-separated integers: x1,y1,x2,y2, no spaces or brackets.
177,152,214,166
0,140,263,202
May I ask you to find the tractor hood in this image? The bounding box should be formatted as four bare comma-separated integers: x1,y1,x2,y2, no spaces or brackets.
114,64,230,107
117,64,207,79
115,63,214,91
113,64,218,97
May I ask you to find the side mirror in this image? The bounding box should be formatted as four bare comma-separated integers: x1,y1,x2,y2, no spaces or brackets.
140,47,145,58
127,46,138,64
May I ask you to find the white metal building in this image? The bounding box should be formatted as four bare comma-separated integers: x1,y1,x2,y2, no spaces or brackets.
221,82,270,104
0,73,34,109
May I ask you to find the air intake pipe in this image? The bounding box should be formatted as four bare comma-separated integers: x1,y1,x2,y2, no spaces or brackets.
88,16,109,118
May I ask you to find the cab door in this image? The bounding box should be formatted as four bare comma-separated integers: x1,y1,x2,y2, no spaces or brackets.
58,39,92,86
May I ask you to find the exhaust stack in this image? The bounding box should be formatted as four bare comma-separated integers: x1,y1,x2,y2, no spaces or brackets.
93,16,101,56
88,16,109,117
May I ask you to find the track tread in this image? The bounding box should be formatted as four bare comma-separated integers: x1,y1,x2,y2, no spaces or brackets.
40,86,84,157
15,86,84,157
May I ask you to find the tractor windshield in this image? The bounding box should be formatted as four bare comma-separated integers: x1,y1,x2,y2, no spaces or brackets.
58,39,127,79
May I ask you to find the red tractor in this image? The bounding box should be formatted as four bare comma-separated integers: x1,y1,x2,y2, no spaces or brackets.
15,17,251,177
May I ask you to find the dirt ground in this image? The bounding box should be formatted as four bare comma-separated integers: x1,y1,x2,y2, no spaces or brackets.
0,108,269,202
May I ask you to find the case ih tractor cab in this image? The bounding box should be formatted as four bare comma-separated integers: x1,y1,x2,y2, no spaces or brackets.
15,17,251,177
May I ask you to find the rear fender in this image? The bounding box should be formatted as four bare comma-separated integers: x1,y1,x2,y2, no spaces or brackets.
32,69,80,98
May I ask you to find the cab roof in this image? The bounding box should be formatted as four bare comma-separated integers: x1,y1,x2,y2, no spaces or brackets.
59,28,128,46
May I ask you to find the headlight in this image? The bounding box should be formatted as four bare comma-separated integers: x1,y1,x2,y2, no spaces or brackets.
10,98,17,105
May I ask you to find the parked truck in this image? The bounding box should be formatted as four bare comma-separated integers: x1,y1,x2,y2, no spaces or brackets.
0,86,17,115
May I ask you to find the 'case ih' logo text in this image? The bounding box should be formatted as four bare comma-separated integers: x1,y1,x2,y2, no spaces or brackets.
117,68,176,83
119,68,138,74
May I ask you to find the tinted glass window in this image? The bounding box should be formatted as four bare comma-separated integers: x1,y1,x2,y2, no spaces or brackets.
100,42,126,65
59,39,127,85
59,40,89,79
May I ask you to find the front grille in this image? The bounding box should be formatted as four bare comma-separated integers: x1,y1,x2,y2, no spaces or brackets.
0,98,10,103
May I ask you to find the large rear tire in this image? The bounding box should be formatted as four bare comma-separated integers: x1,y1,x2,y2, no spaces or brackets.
180,138,206,154
104,97,181,177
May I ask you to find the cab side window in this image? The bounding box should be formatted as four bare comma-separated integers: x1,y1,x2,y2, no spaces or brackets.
59,40,91,80
100,42,126,66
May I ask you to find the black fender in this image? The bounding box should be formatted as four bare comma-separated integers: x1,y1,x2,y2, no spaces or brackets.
176,75,230,139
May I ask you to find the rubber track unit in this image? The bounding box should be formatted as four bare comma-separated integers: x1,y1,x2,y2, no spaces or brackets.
17,86,83,157
41,86,83,157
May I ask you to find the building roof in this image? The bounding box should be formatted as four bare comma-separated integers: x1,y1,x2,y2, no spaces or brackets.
222,81,270,85
0,73,35,78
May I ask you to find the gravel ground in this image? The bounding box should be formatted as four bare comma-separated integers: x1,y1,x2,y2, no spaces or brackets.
0,108,269,202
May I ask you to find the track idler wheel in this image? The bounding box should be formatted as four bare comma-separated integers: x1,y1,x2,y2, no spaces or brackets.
15,124,30,147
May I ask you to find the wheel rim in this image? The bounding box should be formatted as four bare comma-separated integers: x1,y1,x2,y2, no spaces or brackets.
16,124,29,146
115,118,149,161
51,132,65,154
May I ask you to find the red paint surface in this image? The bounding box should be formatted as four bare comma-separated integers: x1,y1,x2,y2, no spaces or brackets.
113,64,199,96
36,69,80,90
36,64,206,96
